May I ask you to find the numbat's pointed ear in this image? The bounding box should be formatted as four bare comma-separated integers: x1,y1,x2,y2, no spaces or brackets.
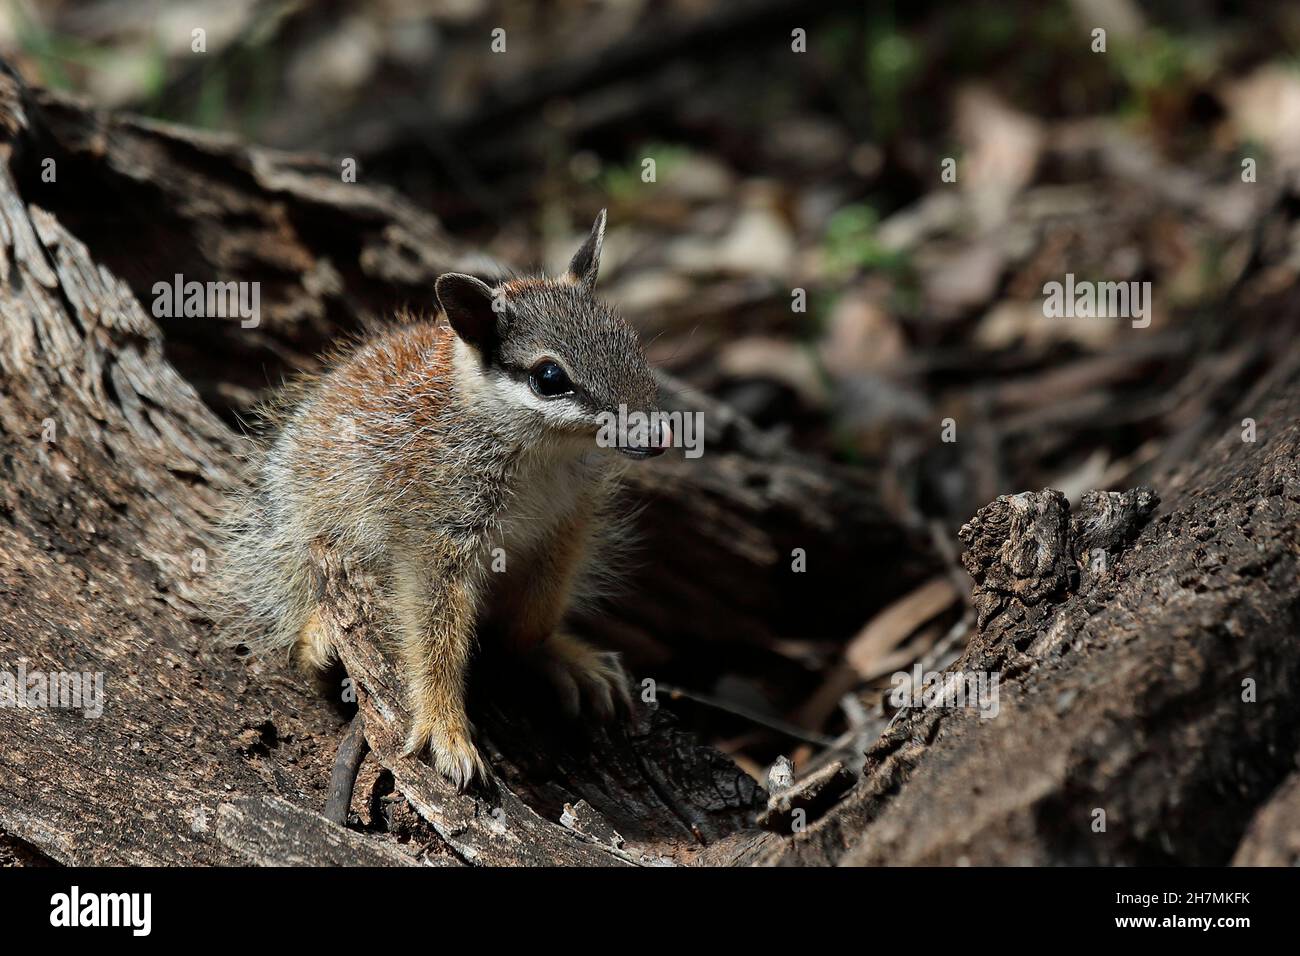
565,209,607,292
436,273,501,354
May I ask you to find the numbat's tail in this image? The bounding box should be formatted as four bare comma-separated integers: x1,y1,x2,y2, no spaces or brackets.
211,437,318,663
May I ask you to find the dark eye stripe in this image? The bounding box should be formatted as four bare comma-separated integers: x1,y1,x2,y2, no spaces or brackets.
498,359,593,405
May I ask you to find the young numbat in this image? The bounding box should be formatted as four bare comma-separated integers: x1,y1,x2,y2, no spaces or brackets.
218,211,672,789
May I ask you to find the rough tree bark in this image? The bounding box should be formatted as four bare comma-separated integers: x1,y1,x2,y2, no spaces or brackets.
719,364,1300,865
1,66,1297,866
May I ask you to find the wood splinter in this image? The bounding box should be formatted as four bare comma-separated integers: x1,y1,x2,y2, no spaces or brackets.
324,712,369,826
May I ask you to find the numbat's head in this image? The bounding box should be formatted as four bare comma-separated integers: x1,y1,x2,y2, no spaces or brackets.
435,210,669,457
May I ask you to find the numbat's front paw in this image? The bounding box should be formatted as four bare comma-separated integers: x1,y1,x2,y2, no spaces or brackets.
537,634,634,719
403,715,490,791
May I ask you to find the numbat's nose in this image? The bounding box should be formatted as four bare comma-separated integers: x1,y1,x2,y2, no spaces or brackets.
652,420,672,454
619,420,671,458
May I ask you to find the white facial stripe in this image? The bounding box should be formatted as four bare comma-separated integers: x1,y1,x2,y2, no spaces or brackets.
494,376,592,427
452,338,593,432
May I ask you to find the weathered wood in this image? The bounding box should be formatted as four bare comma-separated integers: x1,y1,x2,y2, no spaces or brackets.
323,713,369,826
215,795,423,867
0,95,351,861
728,372,1300,864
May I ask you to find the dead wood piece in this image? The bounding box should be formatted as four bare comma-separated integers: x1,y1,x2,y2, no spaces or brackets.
1070,487,1160,566
955,486,1160,644
756,760,856,833
215,795,423,867
560,800,632,854
324,713,370,826
957,489,1075,630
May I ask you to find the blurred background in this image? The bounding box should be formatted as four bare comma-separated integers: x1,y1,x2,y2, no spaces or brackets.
6,0,1299,779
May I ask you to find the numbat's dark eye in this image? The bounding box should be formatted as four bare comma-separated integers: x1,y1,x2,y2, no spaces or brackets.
529,359,574,398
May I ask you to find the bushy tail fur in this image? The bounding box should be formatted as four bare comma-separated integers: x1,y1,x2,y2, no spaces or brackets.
209,431,317,663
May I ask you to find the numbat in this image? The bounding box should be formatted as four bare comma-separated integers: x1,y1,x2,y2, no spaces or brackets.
218,212,671,789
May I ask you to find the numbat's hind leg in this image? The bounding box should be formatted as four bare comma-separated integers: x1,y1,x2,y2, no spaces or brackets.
533,631,633,718
294,607,336,672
